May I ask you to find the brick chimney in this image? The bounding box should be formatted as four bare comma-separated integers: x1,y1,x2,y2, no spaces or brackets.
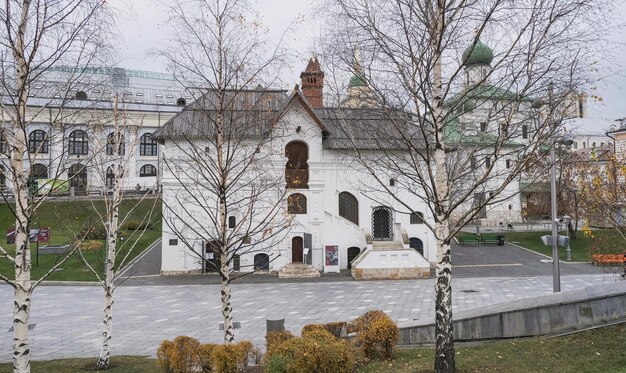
300,57,324,108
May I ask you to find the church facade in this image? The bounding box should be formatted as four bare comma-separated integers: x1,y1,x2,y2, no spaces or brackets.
157,41,536,276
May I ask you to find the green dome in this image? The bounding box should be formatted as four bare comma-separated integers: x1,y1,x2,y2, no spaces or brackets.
462,40,494,67
348,74,366,87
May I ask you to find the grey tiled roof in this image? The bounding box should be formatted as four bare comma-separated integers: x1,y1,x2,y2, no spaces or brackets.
153,89,290,140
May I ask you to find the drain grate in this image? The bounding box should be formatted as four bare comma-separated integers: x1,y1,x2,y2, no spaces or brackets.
460,289,478,293
8,324,36,332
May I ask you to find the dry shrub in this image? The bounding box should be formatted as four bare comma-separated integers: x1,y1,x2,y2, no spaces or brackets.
323,322,347,338
268,334,354,373
300,324,325,336
212,340,253,373
300,328,336,343
197,343,216,373
157,336,201,373
78,240,104,251
265,330,294,355
157,339,174,373
354,311,399,360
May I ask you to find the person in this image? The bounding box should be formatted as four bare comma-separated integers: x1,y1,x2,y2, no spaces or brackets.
135,183,141,193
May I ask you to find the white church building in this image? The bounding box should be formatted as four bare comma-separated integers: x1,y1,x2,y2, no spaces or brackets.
156,41,535,278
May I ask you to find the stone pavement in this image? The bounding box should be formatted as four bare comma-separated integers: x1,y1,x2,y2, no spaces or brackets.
1,274,623,363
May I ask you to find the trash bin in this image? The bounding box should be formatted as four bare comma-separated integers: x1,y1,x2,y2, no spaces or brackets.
497,234,505,246
266,319,285,335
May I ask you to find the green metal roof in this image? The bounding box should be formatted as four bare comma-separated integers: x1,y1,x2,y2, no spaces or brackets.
446,84,534,108
348,74,366,87
462,40,494,67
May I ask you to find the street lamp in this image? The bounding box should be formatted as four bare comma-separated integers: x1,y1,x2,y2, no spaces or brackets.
549,135,573,293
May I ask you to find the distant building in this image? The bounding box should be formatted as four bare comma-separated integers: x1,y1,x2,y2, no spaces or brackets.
0,67,189,194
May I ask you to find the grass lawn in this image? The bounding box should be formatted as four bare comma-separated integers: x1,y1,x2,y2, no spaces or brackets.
1,324,624,372
0,356,159,373
0,198,161,281
503,229,625,262
359,323,626,373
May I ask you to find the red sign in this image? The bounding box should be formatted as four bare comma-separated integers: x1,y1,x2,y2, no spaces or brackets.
6,227,50,244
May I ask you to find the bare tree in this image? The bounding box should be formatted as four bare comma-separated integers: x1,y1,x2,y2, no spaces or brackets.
319,1,614,371
0,1,112,371
153,0,292,343
71,96,160,369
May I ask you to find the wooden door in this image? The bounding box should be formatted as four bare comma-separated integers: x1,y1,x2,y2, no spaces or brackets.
291,236,303,263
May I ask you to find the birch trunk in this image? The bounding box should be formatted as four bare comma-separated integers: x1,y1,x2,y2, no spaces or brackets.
220,253,234,343
12,2,34,371
432,4,455,371
96,115,123,370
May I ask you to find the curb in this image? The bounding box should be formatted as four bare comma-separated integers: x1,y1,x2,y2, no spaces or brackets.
507,242,592,264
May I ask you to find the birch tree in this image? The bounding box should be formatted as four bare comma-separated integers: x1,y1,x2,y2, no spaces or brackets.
0,1,111,371
154,0,292,343
73,96,160,370
320,1,614,371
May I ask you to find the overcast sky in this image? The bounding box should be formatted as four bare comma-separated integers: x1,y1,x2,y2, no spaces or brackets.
112,0,626,120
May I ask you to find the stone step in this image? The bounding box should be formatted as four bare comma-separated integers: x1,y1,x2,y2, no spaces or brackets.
372,240,404,249
278,263,321,278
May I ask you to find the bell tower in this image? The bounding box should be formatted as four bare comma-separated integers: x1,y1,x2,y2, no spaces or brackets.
300,57,324,108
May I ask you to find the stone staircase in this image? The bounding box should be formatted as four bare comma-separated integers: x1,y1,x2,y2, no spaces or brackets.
372,240,404,249
278,263,321,278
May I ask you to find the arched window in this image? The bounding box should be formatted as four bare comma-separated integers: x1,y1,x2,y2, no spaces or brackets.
106,166,114,188
285,141,308,188
106,133,125,155
338,192,358,225
410,212,424,224
30,164,48,180
140,133,158,156
68,130,88,155
140,164,157,177
0,165,6,188
0,131,6,154
68,163,87,192
287,193,307,214
409,237,424,255
28,130,48,154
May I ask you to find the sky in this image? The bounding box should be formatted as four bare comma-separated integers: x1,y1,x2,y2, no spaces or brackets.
111,0,626,120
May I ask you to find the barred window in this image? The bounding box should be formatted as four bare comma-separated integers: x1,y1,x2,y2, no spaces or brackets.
28,130,49,154
338,191,358,225
0,132,6,154
30,163,48,180
106,133,125,155
285,141,308,188
140,133,158,156
410,212,424,224
287,193,307,214
140,164,157,177
68,130,88,155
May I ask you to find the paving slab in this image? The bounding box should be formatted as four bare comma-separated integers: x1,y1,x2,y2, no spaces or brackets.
1,274,623,363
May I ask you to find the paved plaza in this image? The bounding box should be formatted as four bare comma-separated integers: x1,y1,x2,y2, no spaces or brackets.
1,273,624,363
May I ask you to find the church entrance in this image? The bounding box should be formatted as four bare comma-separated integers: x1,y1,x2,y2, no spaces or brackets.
347,247,361,269
291,236,303,263
372,206,393,241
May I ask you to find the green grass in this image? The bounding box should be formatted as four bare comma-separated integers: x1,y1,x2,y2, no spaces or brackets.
1,324,624,372
0,198,161,281
358,323,626,373
502,229,625,262
0,356,159,373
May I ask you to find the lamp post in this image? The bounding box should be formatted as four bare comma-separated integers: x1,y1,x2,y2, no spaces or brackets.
563,214,572,261
549,143,561,292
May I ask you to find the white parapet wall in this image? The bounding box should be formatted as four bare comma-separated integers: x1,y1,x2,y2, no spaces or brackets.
351,247,430,280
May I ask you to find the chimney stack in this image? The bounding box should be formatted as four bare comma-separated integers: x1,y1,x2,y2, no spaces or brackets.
300,57,324,108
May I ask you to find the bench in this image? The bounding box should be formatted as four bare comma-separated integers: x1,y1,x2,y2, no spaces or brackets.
458,234,505,246
591,253,625,266
481,235,501,245
458,235,481,246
